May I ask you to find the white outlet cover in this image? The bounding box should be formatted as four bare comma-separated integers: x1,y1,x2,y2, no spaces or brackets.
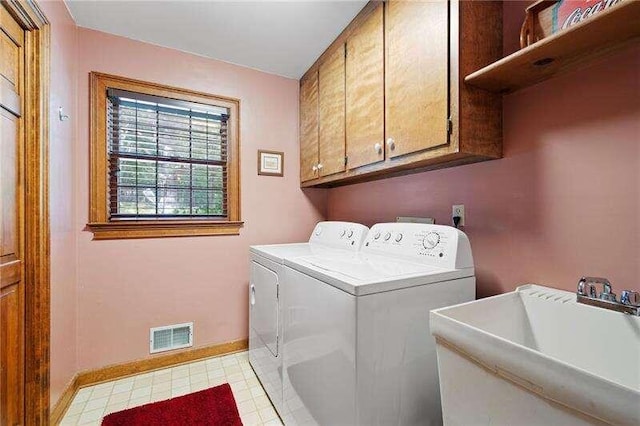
452,204,465,226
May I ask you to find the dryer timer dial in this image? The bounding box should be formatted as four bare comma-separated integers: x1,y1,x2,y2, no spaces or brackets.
422,232,440,249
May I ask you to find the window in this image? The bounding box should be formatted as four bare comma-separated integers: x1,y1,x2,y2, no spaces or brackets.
107,89,228,219
88,72,242,239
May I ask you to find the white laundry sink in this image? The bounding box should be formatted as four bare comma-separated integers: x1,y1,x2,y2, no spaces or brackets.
430,284,640,426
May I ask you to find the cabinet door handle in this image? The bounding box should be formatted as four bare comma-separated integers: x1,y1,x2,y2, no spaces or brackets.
317,163,324,170
250,284,256,306
374,143,382,154
386,138,396,151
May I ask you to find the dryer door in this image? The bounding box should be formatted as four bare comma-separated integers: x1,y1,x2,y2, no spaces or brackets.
250,261,279,356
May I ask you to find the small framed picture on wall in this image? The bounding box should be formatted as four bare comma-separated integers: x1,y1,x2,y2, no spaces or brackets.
257,150,284,177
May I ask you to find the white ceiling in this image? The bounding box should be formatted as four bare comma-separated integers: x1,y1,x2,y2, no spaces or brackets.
64,0,368,79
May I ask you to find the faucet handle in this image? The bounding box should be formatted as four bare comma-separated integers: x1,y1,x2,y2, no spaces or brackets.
599,281,617,302
577,277,598,297
620,290,640,307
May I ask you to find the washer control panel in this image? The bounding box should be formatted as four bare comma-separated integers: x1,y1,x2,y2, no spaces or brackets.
362,223,473,269
310,221,369,251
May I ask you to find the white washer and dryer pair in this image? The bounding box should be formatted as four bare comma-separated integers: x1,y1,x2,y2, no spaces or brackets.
249,222,369,417
250,222,476,425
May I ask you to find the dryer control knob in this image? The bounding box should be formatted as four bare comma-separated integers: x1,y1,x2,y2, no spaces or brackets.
384,232,392,241
423,232,440,249
315,226,322,236
347,229,354,238
340,229,346,237
374,232,381,240
395,233,403,242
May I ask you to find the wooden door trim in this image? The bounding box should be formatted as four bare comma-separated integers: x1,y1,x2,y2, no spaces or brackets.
2,0,50,423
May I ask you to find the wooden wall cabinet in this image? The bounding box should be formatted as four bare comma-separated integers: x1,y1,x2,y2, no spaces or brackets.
318,44,347,177
345,2,384,170
299,43,348,182
299,0,503,187
385,0,449,159
299,71,319,182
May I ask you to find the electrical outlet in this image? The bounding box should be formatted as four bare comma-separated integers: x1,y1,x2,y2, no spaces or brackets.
452,204,465,226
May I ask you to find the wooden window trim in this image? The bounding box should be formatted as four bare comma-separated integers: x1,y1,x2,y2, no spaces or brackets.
87,72,243,240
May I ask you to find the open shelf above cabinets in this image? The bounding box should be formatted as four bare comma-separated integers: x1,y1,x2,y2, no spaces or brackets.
465,0,640,94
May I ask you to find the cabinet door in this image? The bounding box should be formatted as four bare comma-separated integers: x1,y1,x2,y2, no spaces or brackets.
300,71,319,182
346,3,384,170
318,44,346,177
385,0,449,158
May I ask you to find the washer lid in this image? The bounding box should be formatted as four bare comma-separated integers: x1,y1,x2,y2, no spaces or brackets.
249,221,369,264
250,243,314,264
285,253,474,296
250,243,361,265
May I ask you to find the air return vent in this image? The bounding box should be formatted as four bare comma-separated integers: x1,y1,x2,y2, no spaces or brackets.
150,322,193,354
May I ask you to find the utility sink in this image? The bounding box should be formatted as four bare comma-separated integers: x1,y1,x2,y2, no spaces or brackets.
430,284,640,425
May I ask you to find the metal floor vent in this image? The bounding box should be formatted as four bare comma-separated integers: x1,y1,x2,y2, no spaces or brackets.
150,322,193,354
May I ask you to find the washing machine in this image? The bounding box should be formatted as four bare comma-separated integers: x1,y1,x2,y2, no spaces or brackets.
249,221,369,417
281,223,476,425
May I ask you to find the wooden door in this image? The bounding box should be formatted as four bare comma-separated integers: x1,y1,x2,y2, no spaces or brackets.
0,6,25,425
300,71,319,182
345,3,384,170
318,44,346,177
385,0,449,159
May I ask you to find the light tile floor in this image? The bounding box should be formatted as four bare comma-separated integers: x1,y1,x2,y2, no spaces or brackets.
59,351,282,426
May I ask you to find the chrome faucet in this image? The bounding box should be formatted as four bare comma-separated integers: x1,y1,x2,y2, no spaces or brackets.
577,277,640,316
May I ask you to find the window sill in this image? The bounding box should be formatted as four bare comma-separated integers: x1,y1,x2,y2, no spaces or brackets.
86,220,244,240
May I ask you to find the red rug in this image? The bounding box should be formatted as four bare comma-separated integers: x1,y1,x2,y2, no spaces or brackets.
101,383,242,426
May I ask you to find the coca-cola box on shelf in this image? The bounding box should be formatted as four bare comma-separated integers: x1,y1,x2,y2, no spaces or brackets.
520,0,625,48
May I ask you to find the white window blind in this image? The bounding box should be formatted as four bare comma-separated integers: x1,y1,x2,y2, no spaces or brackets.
107,89,230,219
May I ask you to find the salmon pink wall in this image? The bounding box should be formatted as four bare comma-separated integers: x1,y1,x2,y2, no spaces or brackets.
74,28,326,371
41,0,78,405
327,4,640,297
44,0,638,407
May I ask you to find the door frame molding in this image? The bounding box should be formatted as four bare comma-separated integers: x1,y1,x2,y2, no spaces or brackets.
3,0,50,423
